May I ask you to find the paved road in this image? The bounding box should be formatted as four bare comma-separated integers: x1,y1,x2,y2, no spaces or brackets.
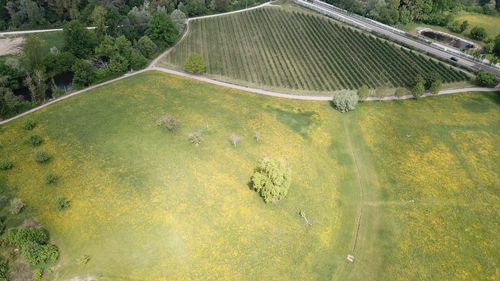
296,0,500,78
0,27,95,37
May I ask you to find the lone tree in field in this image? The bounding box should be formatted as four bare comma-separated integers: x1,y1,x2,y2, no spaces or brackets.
157,114,180,131
251,157,291,203
184,53,206,74
412,75,425,99
331,91,359,112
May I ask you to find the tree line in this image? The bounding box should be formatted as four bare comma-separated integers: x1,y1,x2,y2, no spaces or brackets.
325,0,499,26
0,0,268,30
0,2,183,119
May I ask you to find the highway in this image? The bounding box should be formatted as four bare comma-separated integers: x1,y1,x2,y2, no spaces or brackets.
296,0,500,78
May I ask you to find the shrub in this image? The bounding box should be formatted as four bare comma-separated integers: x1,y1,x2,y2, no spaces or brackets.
129,49,147,70
44,173,57,184
470,26,487,41
188,129,203,146
33,268,43,281
9,198,24,215
156,114,180,131
0,160,13,170
22,119,36,130
4,228,49,247
230,134,242,147
412,75,425,99
475,71,497,87
331,91,359,112
430,79,442,95
184,53,206,74
29,135,43,147
394,87,407,98
72,59,96,88
54,197,70,211
22,242,59,267
251,157,291,203
357,85,369,101
0,259,8,281
35,151,51,163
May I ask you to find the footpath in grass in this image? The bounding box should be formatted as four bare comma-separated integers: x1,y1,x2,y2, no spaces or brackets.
163,4,466,94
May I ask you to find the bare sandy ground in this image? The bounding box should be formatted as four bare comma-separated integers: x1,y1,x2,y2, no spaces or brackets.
0,37,24,56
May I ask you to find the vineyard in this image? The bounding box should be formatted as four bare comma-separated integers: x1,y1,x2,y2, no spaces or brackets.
163,5,467,93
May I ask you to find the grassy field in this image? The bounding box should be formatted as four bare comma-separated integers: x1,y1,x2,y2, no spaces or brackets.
0,71,498,280
455,12,500,38
163,5,467,94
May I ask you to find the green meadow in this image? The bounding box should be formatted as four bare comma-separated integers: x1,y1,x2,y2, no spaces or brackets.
0,71,498,280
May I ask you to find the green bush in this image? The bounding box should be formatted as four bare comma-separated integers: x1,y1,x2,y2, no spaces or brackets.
357,85,369,101
22,119,36,130
29,135,43,147
35,151,51,163
0,259,8,281
156,114,180,131
8,198,24,215
184,53,206,74
4,228,49,247
44,173,57,184
475,71,497,87
331,91,359,112
251,158,291,203
395,87,407,98
54,197,70,211
470,26,487,41
0,160,13,170
33,268,43,281
22,242,59,267
412,75,425,99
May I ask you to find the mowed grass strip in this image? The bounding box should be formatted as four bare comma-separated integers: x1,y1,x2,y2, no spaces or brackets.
163,5,467,93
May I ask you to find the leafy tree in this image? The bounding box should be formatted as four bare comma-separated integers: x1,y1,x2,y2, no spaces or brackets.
91,5,107,39
108,54,129,74
357,85,369,101
43,51,76,78
251,157,291,203
129,49,147,69
105,7,123,37
430,79,442,95
493,35,500,57
147,11,179,48
137,35,158,58
95,35,116,59
331,91,359,112
412,75,425,99
171,9,187,32
20,35,46,73
475,71,497,87
470,26,487,41
63,20,97,58
447,20,462,33
0,75,24,117
25,70,46,104
72,59,96,88
184,53,206,74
